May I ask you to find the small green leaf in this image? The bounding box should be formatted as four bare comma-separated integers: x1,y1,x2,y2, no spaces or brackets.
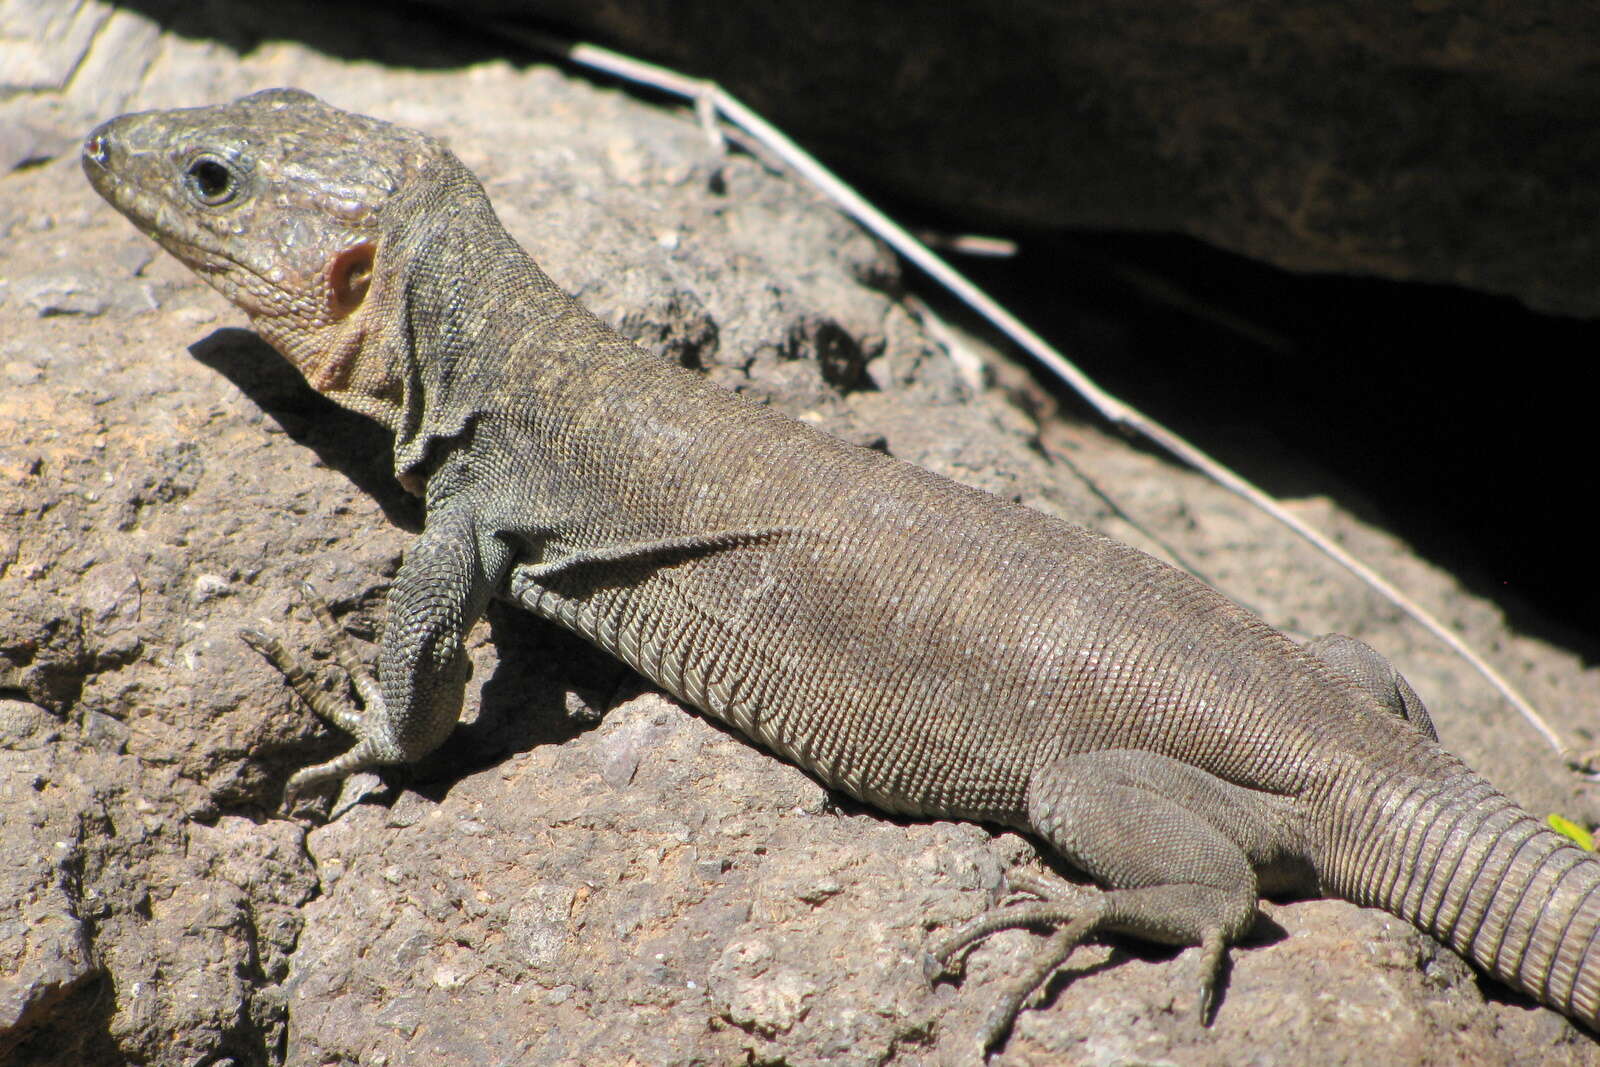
1547,813,1595,850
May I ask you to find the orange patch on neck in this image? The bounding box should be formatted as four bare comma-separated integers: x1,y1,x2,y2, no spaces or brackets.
308,325,365,393
305,240,378,393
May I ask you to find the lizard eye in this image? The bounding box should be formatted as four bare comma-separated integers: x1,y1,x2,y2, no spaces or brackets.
184,155,238,205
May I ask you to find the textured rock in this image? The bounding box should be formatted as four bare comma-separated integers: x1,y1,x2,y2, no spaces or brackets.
2,4,1598,1064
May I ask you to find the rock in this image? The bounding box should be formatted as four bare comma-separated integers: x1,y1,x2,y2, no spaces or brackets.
0,6,1596,1065
505,0,1600,318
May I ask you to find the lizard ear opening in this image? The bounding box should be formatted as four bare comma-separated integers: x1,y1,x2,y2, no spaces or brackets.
327,240,376,317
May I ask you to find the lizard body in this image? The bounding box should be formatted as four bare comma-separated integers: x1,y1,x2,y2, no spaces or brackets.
84,89,1600,1047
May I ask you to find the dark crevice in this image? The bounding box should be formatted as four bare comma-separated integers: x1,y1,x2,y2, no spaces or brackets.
1,971,120,1067
922,227,1598,662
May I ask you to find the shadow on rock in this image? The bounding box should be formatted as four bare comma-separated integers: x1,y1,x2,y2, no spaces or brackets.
189,328,421,531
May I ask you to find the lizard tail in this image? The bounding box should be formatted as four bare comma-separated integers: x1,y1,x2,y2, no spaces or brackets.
1322,769,1600,1026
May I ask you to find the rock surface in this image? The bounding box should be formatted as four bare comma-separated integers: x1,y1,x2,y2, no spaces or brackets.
3,4,1599,1065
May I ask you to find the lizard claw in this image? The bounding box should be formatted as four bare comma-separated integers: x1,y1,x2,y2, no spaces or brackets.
243,587,389,810
1193,930,1227,1026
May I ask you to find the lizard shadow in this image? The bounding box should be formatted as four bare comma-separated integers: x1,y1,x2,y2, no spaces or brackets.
270,582,629,812
189,328,423,532
402,600,633,801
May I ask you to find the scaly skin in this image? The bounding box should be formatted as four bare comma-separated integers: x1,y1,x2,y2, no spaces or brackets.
84,89,1600,1050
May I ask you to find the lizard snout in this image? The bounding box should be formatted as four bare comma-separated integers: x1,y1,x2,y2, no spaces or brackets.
81,122,121,199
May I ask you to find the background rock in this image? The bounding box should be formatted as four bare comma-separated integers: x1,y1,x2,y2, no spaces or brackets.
2,3,1598,1064
433,0,1600,319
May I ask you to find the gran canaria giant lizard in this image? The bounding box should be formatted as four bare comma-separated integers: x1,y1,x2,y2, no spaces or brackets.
83,89,1600,1049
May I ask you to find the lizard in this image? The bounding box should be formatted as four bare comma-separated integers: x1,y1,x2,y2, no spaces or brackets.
82,88,1600,1050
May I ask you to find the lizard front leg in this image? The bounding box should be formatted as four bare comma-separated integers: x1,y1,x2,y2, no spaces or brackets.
245,503,512,808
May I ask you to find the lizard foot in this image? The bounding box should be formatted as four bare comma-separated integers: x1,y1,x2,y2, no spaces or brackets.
242,582,388,810
927,868,1231,1052
926,868,1107,1052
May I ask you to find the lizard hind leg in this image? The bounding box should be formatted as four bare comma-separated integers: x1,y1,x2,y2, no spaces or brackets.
1305,633,1437,739
931,750,1281,1051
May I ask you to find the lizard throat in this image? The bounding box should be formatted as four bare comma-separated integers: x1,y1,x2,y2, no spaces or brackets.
263,313,405,430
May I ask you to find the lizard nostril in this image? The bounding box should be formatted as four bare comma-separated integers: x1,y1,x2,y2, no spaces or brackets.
83,132,110,167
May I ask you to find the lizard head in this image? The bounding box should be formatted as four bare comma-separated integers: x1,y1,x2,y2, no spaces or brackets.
83,88,442,424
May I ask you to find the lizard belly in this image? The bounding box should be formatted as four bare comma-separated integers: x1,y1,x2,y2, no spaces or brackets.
506,557,1039,820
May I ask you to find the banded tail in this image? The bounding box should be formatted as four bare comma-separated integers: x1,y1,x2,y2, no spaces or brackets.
1323,765,1600,1023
